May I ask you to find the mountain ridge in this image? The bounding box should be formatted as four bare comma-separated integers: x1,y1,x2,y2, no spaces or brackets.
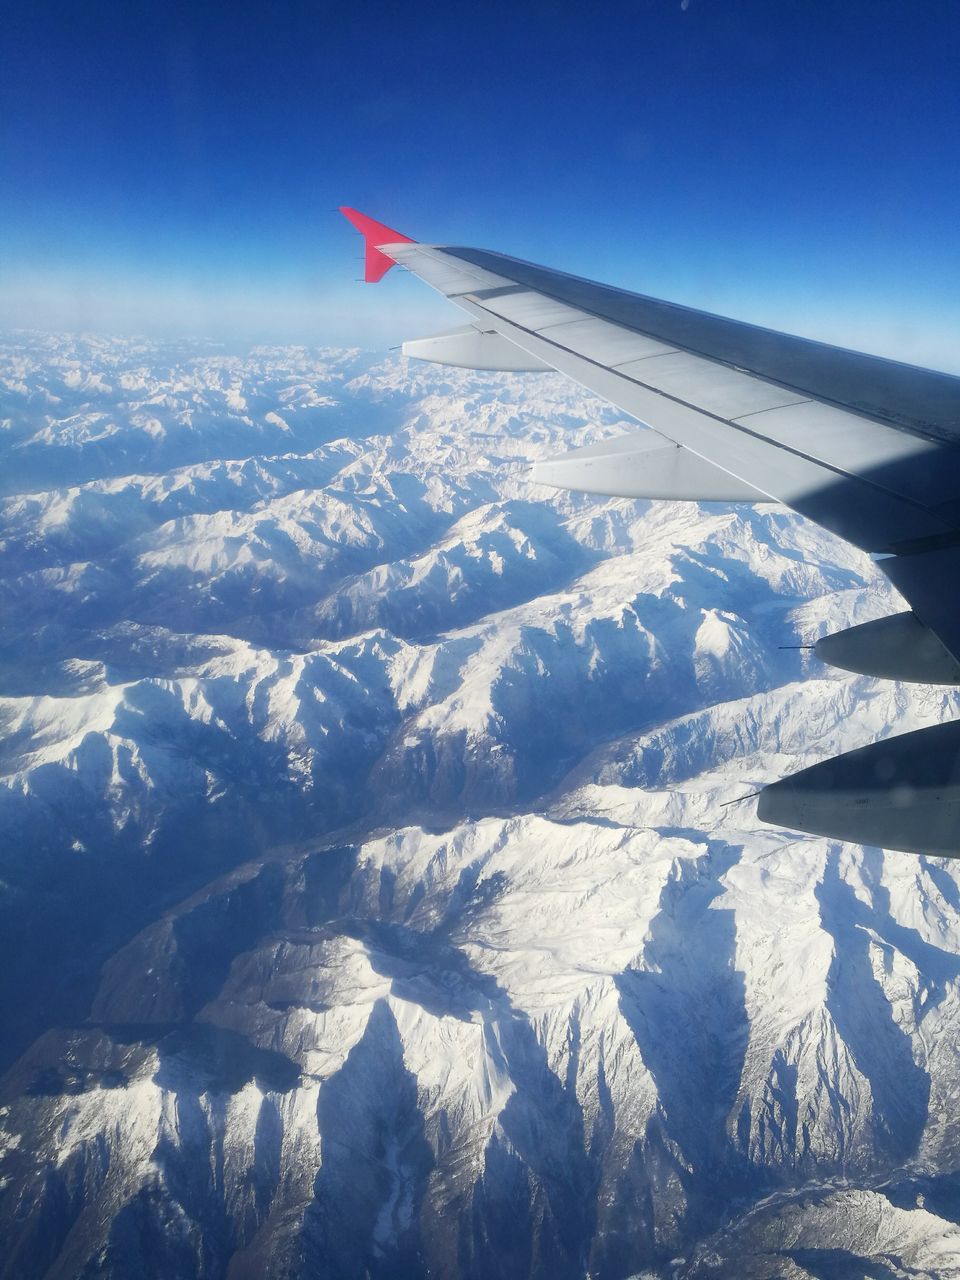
2,334,959,1278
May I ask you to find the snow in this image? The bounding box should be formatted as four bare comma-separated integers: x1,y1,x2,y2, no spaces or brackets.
2,333,960,1277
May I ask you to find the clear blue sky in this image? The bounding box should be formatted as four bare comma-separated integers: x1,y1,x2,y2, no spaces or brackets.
3,0,959,366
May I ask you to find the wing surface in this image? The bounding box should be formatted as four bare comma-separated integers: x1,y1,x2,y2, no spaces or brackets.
384,241,960,556
340,208,960,856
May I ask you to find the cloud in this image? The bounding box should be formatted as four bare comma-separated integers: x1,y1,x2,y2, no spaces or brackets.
0,267,451,349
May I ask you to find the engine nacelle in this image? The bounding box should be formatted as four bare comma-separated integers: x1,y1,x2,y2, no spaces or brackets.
814,610,960,684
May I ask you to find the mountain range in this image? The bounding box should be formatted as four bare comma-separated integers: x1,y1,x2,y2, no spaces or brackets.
2,333,960,1278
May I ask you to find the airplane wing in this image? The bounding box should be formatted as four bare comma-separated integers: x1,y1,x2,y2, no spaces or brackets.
340,206,960,857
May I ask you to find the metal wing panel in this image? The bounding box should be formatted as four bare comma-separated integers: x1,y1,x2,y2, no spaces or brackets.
464,287,584,329
441,246,960,444
757,720,960,857
880,548,960,663
451,293,953,552
614,351,811,419
724,401,960,510
536,317,679,365
387,244,512,295
401,326,552,372
532,431,768,501
388,241,960,551
357,216,960,855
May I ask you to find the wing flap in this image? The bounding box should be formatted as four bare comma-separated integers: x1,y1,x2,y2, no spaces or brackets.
464,288,583,329
757,720,960,857
537,316,678,365
383,240,959,552
814,610,960,683
442,245,960,444
344,209,960,856
531,431,769,501
615,350,809,418
879,547,960,664
402,325,551,372
453,292,952,551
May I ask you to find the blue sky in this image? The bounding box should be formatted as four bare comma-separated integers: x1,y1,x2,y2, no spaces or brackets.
3,0,959,365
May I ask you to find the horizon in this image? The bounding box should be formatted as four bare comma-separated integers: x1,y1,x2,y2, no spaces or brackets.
3,0,959,367
7,7,960,1273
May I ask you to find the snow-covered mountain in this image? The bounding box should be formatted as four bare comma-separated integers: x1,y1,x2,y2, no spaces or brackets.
2,332,960,1278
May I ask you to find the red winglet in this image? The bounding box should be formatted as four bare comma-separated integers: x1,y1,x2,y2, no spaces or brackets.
339,207,416,283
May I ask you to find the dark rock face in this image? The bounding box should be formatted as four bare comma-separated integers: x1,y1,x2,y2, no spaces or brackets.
2,338,960,1278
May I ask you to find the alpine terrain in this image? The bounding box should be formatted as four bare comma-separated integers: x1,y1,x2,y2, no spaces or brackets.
2,332,960,1279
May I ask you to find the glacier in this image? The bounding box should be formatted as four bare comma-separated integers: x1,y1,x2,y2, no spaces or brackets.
2,333,960,1277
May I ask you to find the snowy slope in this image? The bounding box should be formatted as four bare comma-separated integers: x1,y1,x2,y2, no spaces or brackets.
2,333,960,1279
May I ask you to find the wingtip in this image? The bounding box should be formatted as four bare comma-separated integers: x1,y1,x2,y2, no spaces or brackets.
339,207,416,283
